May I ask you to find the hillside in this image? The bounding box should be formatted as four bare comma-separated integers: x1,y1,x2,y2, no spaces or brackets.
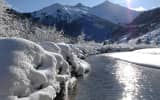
0,1,70,43
112,8,160,44
30,3,120,42
89,0,140,24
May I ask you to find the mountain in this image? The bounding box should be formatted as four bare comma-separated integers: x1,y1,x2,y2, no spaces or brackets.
32,3,90,23
31,3,120,42
89,0,140,24
132,8,160,26
112,8,160,44
28,1,146,42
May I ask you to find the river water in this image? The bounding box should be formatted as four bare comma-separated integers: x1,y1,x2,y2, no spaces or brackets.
69,55,160,100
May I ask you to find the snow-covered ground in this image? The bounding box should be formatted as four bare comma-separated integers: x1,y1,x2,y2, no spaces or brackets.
0,38,90,100
129,27,160,44
0,37,160,100
108,48,160,68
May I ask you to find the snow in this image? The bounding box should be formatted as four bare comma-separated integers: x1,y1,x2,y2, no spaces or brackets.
129,27,160,44
108,48,160,68
32,3,90,23
40,42,90,76
32,1,140,25
40,42,61,54
0,38,90,100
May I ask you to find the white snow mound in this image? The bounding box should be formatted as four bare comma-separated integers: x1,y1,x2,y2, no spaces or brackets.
0,38,90,100
42,42,91,76
108,48,160,68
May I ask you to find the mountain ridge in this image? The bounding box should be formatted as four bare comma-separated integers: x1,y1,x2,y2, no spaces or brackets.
31,1,140,24
89,0,140,24
30,1,122,42
112,7,160,44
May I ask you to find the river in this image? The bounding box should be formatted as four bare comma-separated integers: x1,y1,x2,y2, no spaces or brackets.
69,55,160,100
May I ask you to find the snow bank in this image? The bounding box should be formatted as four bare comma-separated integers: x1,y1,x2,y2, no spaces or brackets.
108,48,160,68
41,42,91,76
0,38,90,100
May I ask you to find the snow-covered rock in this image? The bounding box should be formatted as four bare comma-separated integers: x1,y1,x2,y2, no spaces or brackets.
42,42,91,76
40,42,61,54
0,38,90,100
0,38,60,100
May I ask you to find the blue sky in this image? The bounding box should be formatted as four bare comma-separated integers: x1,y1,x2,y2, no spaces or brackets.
5,0,160,12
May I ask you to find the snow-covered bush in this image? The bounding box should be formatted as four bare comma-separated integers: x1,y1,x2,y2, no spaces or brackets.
0,0,70,43
75,41,104,56
0,0,6,15
0,13,70,43
0,38,90,100
22,26,70,43
41,42,91,77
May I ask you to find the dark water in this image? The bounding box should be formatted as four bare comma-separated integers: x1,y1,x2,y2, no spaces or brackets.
69,55,160,100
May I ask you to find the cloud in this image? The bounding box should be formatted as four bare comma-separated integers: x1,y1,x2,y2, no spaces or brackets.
130,6,147,11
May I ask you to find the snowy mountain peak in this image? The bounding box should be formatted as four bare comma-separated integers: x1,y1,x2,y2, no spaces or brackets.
32,3,90,23
47,3,63,10
32,1,141,25
89,0,140,24
52,3,62,6
98,0,117,7
101,0,111,5
74,3,85,7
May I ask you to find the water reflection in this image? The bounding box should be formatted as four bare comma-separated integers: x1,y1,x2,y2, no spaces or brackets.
69,56,160,100
115,61,139,100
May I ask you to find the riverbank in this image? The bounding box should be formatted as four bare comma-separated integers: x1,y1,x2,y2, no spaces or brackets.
72,51,160,100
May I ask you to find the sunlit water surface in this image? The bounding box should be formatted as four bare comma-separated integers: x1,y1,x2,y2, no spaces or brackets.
69,56,160,100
